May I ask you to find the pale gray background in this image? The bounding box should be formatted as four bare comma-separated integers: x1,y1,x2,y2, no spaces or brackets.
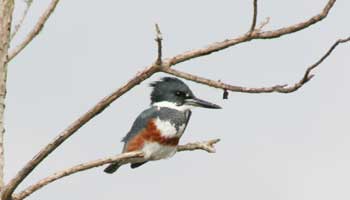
5,0,350,200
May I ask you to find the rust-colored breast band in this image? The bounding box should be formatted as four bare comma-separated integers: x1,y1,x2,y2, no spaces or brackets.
125,119,179,152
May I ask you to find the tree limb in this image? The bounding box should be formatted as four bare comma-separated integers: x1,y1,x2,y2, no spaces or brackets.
0,0,15,190
7,0,60,62
12,139,220,200
257,0,336,39
167,0,336,66
161,36,350,94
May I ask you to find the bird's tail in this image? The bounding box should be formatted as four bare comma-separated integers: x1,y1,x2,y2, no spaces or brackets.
104,162,121,174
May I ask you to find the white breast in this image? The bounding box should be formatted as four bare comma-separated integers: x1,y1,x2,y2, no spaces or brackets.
154,118,178,138
142,142,177,160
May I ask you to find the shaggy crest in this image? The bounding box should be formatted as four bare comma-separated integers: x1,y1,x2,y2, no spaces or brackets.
149,77,193,104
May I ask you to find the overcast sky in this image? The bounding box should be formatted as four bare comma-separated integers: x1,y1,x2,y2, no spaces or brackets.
5,0,350,200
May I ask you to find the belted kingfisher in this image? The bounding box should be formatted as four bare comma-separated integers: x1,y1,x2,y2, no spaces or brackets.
104,77,221,173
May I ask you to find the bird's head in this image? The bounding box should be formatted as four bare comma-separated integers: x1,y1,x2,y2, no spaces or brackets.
150,77,221,111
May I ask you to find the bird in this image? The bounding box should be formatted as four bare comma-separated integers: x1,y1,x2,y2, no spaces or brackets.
104,77,221,173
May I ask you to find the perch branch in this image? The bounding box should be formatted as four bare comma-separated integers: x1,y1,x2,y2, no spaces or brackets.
12,151,144,200
10,0,33,40
177,138,220,153
12,139,220,200
162,36,350,93
7,0,60,62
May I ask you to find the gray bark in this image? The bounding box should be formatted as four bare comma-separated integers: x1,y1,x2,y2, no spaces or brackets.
0,0,15,191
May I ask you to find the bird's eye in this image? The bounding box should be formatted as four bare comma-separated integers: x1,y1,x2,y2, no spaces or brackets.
175,91,185,97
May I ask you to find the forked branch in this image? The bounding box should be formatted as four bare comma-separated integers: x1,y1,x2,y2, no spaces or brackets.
161,36,350,94
7,0,60,62
168,0,336,65
10,0,33,40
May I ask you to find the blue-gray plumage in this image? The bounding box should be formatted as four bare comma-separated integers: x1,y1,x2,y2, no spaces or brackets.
122,107,191,144
104,77,220,174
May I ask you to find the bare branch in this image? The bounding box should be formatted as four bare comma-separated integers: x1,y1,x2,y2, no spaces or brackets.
12,151,144,200
13,139,220,200
7,0,60,62
155,23,163,65
1,65,160,200
177,138,220,153
10,0,33,40
168,0,336,66
162,36,350,93
249,0,258,33
256,17,270,32
257,0,336,39
301,36,350,83
161,67,290,93
0,0,15,190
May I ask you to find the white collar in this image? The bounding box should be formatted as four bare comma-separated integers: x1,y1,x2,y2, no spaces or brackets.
152,101,194,112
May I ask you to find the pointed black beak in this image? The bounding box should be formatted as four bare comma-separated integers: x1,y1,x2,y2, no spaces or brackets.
185,97,221,109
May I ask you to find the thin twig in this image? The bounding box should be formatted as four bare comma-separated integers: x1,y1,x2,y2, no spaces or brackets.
7,0,60,62
256,17,270,31
301,36,350,83
10,0,33,40
162,36,350,93
13,139,220,200
249,0,258,33
155,23,163,65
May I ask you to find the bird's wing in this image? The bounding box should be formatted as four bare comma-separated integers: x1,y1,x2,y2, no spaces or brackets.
183,110,192,131
121,107,157,143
